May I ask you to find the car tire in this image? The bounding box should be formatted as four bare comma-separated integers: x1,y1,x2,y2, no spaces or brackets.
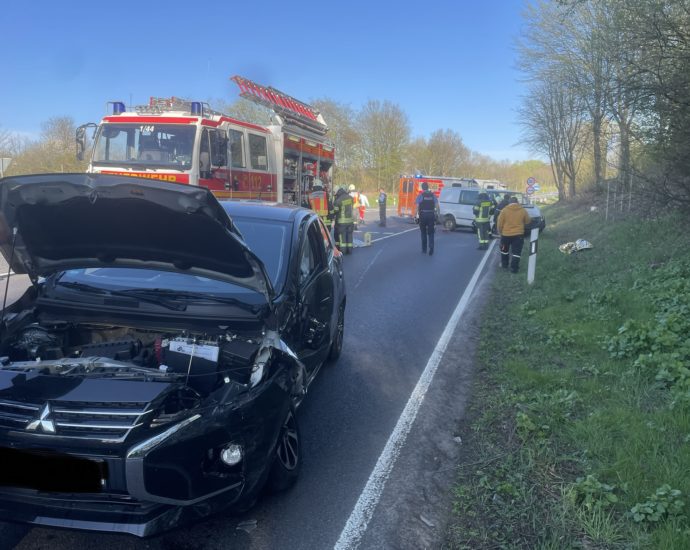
328,303,345,362
266,407,301,494
443,216,456,231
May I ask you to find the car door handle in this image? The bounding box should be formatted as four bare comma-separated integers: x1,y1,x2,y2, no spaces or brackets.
320,296,331,304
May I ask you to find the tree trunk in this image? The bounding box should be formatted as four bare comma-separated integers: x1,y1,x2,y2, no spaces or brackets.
592,115,604,186
619,121,631,212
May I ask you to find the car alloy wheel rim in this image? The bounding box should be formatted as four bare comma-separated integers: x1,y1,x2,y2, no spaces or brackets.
277,411,299,471
334,307,344,353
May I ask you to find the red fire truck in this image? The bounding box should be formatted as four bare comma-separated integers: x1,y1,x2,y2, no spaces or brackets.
76,76,334,205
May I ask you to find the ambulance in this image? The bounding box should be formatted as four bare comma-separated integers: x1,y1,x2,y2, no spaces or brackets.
76,76,335,206
397,175,507,218
397,175,464,217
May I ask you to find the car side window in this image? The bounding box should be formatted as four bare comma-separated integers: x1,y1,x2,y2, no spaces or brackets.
460,190,479,205
317,218,335,260
299,221,325,284
440,189,460,203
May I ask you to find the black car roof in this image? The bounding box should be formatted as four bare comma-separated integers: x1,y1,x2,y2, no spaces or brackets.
220,200,308,223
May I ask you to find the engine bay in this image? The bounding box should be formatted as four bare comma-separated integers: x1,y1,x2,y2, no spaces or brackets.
0,320,262,393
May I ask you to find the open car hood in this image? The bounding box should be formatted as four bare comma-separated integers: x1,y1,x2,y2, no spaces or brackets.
0,174,274,302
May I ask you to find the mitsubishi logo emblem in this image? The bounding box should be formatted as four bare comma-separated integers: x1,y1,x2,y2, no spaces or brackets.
26,403,56,433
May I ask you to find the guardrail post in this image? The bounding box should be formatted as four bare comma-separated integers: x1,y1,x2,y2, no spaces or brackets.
527,227,539,285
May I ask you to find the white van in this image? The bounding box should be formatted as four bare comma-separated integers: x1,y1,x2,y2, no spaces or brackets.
439,188,545,233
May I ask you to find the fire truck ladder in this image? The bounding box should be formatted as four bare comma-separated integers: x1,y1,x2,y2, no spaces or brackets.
231,75,328,136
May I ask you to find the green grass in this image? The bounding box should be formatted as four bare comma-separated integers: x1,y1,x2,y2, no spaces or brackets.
445,201,690,549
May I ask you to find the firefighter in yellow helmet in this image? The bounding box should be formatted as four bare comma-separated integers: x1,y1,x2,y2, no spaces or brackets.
473,192,494,250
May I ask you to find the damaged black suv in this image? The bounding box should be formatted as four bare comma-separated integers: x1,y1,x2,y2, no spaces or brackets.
0,174,346,537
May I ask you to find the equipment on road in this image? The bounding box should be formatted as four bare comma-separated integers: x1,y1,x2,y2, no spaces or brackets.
76,76,335,207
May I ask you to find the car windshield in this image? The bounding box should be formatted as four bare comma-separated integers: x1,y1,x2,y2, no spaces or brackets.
232,217,290,292
92,124,196,169
492,191,532,205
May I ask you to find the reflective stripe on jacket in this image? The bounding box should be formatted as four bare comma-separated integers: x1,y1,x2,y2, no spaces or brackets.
473,200,494,222
309,191,330,220
334,193,354,224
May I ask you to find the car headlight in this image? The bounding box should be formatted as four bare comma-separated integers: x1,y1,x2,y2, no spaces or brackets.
127,414,201,459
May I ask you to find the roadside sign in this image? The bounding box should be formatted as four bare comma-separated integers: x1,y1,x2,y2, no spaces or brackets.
527,176,536,185
526,186,535,195
533,183,541,191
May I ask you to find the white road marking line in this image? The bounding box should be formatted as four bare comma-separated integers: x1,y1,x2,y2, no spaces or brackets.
353,249,384,290
334,240,497,550
370,227,417,243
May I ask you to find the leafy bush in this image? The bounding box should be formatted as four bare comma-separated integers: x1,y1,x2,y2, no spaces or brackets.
629,485,685,524
568,474,619,512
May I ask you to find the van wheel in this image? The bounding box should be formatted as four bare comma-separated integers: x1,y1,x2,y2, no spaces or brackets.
443,216,456,231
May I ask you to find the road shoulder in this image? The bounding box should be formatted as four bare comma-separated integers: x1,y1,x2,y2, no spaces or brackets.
355,260,495,549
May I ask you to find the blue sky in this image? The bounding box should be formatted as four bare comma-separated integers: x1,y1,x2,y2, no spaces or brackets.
1,0,530,161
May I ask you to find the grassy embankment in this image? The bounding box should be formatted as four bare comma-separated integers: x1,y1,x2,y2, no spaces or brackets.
445,199,690,548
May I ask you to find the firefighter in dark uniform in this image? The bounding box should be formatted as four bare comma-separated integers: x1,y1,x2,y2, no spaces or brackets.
414,182,439,255
473,192,494,250
333,186,355,254
492,193,512,236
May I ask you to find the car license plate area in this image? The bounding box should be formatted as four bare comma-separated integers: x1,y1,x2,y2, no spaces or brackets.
0,447,108,493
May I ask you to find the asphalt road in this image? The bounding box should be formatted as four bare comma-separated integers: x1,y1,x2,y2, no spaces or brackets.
0,208,495,550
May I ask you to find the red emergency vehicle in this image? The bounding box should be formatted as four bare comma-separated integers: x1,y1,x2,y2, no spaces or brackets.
77,76,334,206
397,175,507,217
397,175,463,217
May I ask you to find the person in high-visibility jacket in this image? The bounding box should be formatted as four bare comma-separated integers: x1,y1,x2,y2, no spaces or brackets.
308,181,333,229
472,192,494,250
497,196,531,273
348,184,361,228
333,186,355,254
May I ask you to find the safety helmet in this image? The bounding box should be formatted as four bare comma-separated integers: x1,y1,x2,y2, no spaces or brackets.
312,182,323,190
348,184,356,192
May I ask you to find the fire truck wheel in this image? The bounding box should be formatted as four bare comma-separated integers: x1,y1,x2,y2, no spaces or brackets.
443,216,457,232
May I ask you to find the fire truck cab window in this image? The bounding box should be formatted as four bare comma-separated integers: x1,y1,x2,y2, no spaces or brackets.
200,128,227,171
248,134,268,171
92,124,195,169
229,129,245,168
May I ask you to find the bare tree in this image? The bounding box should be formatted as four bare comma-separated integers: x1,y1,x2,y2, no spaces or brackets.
357,100,410,190
519,80,589,200
311,98,362,188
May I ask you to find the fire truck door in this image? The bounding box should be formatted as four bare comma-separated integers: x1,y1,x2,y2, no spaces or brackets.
199,128,230,190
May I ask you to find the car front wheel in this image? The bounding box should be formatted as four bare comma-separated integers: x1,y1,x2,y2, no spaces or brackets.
328,303,345,362
443,216,457,231
266,407,301,493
